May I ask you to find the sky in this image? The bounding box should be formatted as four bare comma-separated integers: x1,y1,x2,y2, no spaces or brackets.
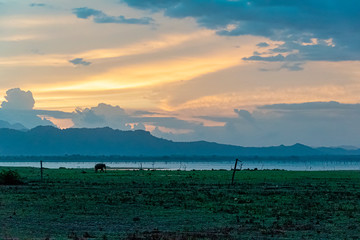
1,0,360,147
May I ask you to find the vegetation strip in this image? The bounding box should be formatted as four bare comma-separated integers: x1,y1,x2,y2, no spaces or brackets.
1,167,360,239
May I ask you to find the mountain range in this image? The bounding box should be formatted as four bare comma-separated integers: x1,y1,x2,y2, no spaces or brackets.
0,125,359,156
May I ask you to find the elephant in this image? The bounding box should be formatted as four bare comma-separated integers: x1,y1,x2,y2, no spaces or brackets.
95,163,106,173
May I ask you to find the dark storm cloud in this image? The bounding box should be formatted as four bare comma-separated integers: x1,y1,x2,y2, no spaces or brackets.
69,58,91,66
122,0,360,62
72,7,153,25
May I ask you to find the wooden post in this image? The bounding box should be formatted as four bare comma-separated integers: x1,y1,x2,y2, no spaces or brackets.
40,161,43,181
231,158,239,185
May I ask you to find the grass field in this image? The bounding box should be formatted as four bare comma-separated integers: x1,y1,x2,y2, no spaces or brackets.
1,167,360,239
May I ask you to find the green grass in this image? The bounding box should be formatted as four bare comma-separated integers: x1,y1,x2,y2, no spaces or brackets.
1,167,360,239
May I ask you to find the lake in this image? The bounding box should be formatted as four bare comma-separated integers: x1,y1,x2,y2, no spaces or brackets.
1,159,360,171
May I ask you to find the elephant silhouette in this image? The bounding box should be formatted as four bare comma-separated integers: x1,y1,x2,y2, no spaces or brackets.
95,163,106,173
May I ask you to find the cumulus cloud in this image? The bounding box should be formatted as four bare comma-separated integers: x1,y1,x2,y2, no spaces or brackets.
0,88,55,128
75,109,105,124
1,88,35,110
70,103,201,133
133,122,146,131
160,101,360,147
90,103,127,116
123,0,360,63
0,88,358,147
72,7,153,25
46,100,360,147
52,101,205,139
234,109,255,123
69,58,91,66
71,103,131,130
2,92,360,147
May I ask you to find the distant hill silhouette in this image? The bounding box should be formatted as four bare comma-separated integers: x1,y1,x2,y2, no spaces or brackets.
0,126,359,156
0,120,27,131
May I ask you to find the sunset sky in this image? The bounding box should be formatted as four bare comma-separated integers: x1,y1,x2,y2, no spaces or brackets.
1,0,360,147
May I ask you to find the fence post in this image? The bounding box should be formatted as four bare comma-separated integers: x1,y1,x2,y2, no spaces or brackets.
231,158,238,185
40,160,43,181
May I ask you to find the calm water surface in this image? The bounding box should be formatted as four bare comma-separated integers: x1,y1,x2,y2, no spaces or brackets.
1,160,360,171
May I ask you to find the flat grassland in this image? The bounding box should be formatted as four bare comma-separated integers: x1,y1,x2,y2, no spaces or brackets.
1,167,360,239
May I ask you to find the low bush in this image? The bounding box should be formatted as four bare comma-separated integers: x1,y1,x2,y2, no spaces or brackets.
0,169,23,185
